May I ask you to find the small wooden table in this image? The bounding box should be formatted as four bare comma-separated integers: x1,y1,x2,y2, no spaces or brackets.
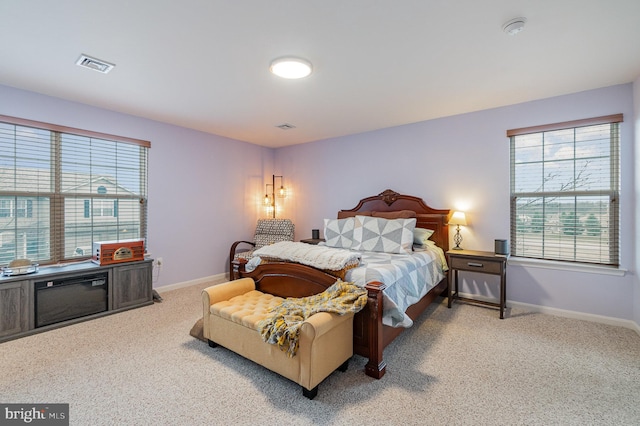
446,249,508,319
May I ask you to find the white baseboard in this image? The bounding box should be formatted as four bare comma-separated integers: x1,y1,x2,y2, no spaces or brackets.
155,273,228,293
457,292,640,336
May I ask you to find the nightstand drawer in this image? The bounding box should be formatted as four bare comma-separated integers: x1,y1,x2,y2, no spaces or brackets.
449,256,503,274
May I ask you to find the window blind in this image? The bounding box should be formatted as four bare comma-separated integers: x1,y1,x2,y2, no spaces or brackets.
0,115,149,265
508,114,621,266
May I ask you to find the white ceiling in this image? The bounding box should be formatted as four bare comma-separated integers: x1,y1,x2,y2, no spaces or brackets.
1,1,639,148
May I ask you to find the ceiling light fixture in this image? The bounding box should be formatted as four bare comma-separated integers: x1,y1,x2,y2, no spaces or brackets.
502,17,527,35
270,57,312,79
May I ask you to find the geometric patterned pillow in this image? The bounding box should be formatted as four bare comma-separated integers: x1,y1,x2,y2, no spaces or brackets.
323,218,355,249
352,215,416,254
413,227,435,246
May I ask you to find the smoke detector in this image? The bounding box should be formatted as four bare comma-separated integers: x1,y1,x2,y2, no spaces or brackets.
502,17,527,35
76,54,115,74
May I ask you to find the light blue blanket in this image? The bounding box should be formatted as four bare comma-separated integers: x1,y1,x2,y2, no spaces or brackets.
346,246,446,327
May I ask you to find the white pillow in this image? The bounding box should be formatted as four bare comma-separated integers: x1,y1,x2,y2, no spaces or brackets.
352,215,416,254
413,228,435,246
323,218,355,249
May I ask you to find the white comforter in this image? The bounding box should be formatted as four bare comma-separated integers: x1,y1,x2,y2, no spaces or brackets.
252,241,360,271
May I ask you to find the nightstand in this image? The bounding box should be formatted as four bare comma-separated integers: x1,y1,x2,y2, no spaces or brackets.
300,238,325,245
446,249,508,319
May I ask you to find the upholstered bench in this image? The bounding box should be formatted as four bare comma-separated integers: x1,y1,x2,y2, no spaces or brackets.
202,278,354,399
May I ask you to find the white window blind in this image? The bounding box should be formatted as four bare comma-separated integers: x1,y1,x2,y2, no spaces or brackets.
0,115,149,266
508,114,621,266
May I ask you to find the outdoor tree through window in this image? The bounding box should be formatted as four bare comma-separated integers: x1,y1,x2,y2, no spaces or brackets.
508,114,621,266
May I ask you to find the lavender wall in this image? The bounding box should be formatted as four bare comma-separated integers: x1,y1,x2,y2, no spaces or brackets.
277,84,637,321
2,82,637,323
0,84,273,288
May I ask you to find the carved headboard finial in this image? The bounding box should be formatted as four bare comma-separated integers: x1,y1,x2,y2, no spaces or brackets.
379,189,400,206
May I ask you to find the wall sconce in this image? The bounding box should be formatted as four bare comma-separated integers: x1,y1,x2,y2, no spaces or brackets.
264,175,287,218
448,211,467,250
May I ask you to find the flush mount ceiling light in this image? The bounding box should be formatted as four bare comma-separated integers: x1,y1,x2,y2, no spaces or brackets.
76,54,115,73
269,57,312,79
502,17,527,35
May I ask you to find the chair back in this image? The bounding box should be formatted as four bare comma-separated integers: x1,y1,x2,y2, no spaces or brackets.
254,219,295,249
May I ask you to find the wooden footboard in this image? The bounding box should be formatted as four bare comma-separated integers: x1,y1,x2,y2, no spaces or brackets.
234,259,447,379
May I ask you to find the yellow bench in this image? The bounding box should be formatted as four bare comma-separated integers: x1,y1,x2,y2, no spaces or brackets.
202,278,354,399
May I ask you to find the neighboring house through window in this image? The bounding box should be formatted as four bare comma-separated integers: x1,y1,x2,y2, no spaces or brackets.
508,114,622,266
0,198,33,218
0,115,149,265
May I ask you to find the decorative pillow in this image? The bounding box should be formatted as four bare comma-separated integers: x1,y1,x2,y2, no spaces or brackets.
413,228,435,246
323,218,355,249
352,215,416,254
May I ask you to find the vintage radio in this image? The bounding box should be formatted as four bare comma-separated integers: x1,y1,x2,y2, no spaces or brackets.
92,239,145,266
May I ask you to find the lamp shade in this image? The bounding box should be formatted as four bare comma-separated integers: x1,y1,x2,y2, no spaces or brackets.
449,211,467,226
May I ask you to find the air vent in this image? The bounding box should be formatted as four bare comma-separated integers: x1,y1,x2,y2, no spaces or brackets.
75,54,115,74
275,123,296,130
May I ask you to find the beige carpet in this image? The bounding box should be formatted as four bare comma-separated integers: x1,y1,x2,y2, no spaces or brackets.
2,278,639,426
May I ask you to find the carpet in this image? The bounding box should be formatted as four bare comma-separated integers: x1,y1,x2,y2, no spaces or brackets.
3,279,640,425
189,317,205,342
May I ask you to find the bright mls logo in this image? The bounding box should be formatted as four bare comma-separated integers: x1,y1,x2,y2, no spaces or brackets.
1,404,68,425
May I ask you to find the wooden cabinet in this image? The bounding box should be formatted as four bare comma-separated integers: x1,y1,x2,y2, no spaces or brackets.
0,260,152,343
112,261,152,310
0,280,29,339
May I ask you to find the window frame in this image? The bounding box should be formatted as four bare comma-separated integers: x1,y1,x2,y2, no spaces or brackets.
507,114,622,267
0,114,150,265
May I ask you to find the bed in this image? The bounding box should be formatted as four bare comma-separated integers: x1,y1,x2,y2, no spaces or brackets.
231,189,450,379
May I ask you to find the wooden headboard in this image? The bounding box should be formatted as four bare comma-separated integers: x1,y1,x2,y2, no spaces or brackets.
337,189,451,252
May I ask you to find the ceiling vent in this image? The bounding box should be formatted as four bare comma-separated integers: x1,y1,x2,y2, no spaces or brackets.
275,123,296,130
75,54,115,74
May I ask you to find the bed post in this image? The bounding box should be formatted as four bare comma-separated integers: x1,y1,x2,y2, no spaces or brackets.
364,281,386,379
230,259,247,280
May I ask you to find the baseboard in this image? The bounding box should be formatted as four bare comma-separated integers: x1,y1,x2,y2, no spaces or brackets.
155,273,228,293
457,292,640,335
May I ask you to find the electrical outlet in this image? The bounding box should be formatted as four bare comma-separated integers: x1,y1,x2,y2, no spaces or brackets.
155,257,163,269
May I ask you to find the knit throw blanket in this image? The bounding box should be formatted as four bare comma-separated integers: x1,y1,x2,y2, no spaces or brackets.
252,241,361,271
256,280,368,357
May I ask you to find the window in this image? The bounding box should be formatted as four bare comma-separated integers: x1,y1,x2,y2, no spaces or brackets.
0,198,32,218
508,114,622,266
0,114,149,265
84,199,118,218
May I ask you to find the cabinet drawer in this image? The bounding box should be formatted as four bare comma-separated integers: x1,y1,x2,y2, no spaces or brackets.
449,256,503,274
